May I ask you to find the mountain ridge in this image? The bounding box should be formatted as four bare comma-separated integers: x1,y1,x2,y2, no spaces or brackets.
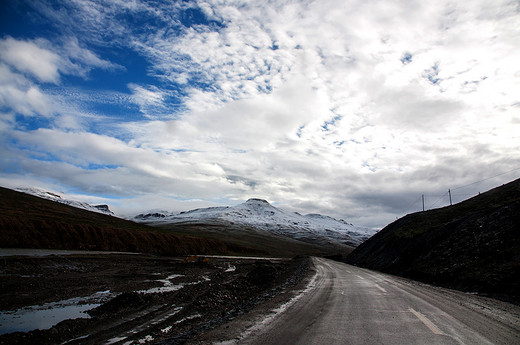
15,187,115,216
134,198,376,248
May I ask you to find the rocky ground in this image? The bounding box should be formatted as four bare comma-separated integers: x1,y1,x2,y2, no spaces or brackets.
0,252,311,344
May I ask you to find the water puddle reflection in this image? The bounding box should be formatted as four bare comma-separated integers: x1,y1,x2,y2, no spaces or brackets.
0,291,113,335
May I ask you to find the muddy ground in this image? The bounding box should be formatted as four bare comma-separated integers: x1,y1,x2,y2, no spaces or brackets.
0,252,311,344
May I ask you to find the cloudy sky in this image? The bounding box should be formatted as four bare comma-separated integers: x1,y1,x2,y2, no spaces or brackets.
1,0,519,229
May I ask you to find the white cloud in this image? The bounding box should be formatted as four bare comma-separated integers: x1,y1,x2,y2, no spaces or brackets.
2,0,519,229
0,63,54,116
0,37,61,83
0,35,125,122
60,36,123,76
0,36,121,84
128,83,170,118
121,0,520,228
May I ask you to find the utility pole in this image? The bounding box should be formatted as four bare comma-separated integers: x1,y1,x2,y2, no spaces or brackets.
422,194,425,211
448,189,452,206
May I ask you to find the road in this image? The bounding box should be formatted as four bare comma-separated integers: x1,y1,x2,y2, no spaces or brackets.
234,258,520,345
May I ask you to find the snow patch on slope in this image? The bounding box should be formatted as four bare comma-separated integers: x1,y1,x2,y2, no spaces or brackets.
16,188,114,216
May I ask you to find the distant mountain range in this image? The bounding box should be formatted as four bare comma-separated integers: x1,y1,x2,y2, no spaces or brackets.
12,188,375,249
3,187,370,256
134,198,376,248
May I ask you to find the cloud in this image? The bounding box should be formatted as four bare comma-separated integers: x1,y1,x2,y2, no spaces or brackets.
128,83,171,119
0,36,121,84
60,36,123,76
0,35,124,120
1,0,519,229
0,37,61,83
0,63,54,116
6,127,246,199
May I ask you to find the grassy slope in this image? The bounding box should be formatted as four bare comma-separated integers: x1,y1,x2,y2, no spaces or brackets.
0,187,248,256
346,179,520,303
150,221,343,258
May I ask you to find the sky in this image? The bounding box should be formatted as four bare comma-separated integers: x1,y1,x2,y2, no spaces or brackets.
0,0,519,230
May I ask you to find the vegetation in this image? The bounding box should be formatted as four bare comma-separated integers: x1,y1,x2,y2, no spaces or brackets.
152,221,337,258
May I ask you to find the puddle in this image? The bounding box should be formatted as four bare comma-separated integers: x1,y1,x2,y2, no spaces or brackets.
138,275,185,294
225,265,236,272
161,325,173,333
0,303,99,335
105,336,128,344
110,306,183,343
0,291,113,335
137,274,197,294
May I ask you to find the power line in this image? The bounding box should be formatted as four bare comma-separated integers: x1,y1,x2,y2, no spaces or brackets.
397,167,519,218
452,167,520,191
401,195,423,215
429,191,449,209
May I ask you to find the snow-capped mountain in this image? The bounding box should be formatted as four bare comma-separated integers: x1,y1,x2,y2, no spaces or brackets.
134,198,377,247
16,188,114,216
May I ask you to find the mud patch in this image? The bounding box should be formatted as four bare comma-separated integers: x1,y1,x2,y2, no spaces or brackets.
0,253,309,345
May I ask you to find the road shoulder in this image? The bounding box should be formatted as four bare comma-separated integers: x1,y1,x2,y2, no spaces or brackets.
187,257,318,344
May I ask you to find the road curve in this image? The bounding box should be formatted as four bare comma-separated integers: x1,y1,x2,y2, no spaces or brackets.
238,257,520,345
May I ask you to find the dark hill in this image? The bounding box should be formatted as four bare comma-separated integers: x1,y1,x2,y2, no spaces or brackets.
346,178,520,304
0,187,251,256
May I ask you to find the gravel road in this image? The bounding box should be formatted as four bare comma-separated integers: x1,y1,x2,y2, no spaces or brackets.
198,257,520,345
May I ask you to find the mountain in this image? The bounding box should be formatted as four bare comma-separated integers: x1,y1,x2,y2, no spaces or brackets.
0,186,250,256
0,187,333,257
134,198,376,249
346,178,520,304
16,187,114,216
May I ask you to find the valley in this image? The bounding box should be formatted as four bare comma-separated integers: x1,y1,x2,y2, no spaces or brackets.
1,179,519,344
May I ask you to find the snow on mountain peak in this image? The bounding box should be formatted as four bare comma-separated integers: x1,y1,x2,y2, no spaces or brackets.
134,198,377,247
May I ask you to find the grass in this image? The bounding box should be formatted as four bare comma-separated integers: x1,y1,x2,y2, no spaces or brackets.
151,221,339,257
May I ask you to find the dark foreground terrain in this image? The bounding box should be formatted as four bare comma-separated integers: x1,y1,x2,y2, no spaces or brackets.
0,252,310,345
347,178,520,304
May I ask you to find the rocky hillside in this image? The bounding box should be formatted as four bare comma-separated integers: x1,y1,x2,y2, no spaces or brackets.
0,187,251,256
346,178,520,304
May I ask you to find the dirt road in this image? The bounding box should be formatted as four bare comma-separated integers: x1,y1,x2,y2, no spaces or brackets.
208,258,520,345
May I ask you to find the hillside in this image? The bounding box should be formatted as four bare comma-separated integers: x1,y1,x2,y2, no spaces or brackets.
15,187,115,216
346,178,520,304
0,187,335,257
135,198,376,251
0,187,252,256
